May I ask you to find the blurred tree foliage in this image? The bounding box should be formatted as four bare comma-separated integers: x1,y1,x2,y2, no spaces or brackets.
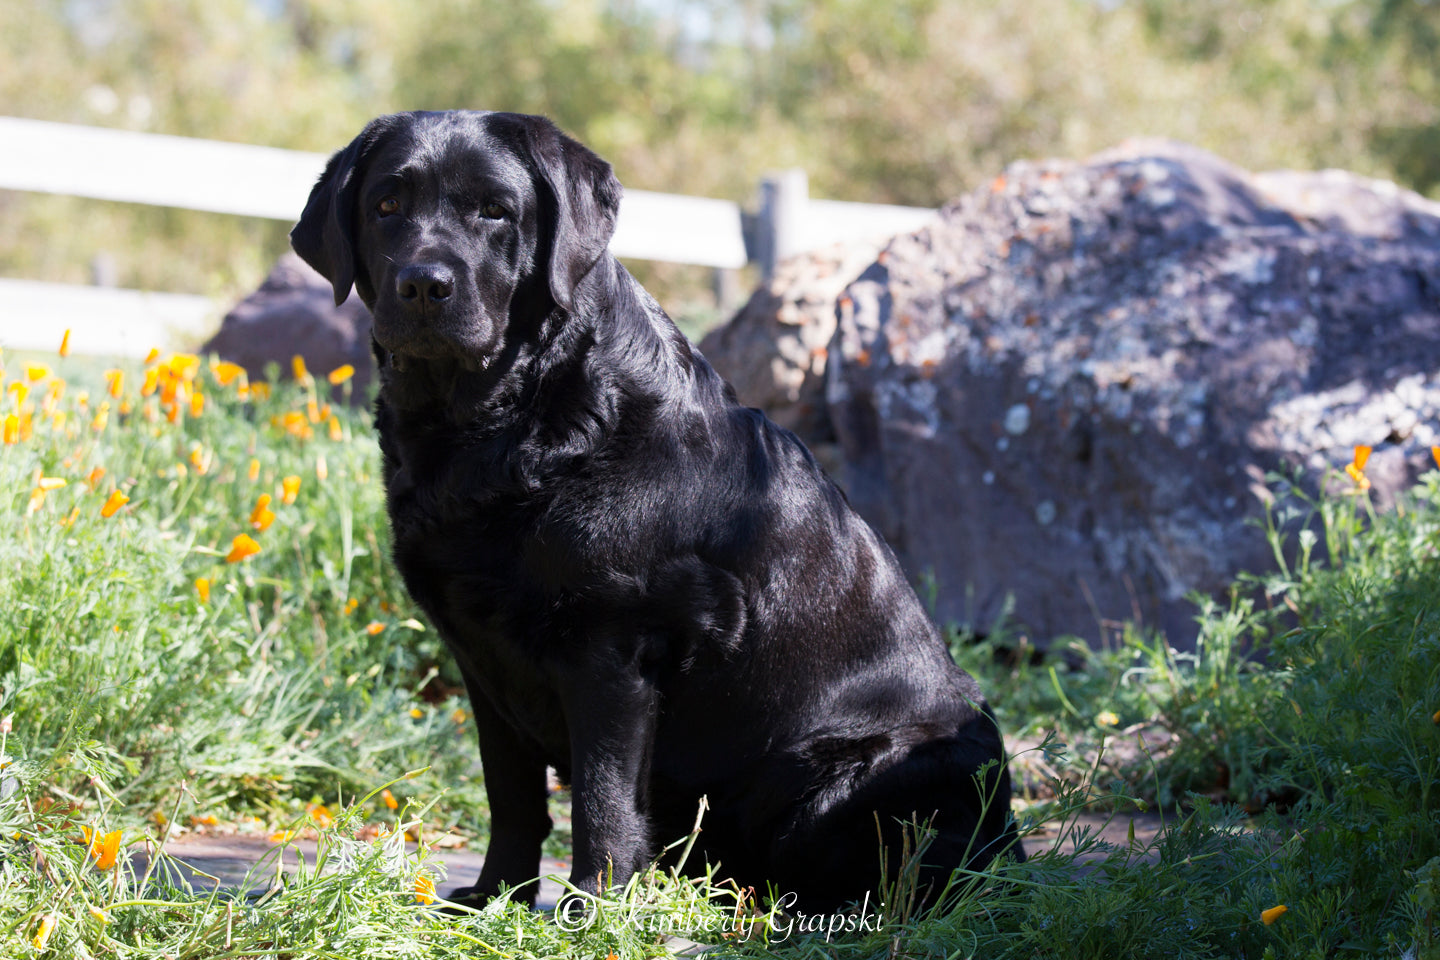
1,0,1437,307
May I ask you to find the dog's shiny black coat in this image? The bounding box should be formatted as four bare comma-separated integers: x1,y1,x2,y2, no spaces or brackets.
292,110,1019,910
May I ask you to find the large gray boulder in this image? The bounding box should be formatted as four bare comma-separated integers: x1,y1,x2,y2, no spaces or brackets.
705,140,1440,647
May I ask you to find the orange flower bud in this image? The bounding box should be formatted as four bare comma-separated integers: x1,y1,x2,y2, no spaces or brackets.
33,914,56,950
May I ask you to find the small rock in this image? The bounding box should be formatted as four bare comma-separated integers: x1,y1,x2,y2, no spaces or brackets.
203,253,374,401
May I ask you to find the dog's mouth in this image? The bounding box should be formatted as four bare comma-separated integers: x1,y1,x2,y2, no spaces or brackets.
370,301,504,372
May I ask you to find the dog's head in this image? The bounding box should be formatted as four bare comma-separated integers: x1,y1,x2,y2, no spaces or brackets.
291,111,621,362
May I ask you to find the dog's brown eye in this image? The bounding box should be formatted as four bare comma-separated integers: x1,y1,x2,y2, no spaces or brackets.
480,202,507,220
376,196,400,217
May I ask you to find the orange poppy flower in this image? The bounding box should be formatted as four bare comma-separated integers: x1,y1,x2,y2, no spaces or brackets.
1344,445,1372,490
382,788,399,810
3,414,18,445
307,803,334,828
1261,905,1287,925
276,411,313,440
225,534,262,563
250,494,275,531
195,578,211,604
85,828,122,871
166,353,201,381
212,361,246,387
281,475,301,505
292,355,308,381
59,328,71,357
328,364,356,385
100,490,129,518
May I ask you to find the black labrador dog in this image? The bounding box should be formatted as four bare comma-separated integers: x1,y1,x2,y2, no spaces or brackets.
292,110,1020,912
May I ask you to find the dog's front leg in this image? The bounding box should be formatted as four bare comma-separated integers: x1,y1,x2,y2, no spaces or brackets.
558,655,658,895
458,680,552,908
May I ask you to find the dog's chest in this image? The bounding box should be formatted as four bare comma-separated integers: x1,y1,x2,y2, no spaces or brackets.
382,447,575,753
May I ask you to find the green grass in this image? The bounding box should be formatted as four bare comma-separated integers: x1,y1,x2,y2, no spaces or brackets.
2,348,1437,958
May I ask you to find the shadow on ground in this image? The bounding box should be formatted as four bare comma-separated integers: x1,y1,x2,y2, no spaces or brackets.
136,809,1168,910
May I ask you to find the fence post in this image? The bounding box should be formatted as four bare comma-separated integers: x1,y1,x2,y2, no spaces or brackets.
711,267,742,314
757,168,809,280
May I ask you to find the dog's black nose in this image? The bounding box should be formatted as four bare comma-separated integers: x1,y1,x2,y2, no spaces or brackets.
396,264,455,306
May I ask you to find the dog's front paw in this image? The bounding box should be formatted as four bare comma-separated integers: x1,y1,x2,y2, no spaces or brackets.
441,881,537,914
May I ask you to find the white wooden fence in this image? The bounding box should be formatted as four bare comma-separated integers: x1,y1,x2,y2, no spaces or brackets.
0,116,935,357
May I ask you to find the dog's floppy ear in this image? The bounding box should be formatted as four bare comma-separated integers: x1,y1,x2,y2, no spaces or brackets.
515,115,623,311
291,117,395,306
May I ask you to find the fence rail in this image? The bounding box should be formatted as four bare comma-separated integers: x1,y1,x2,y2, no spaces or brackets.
0,117,935,355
